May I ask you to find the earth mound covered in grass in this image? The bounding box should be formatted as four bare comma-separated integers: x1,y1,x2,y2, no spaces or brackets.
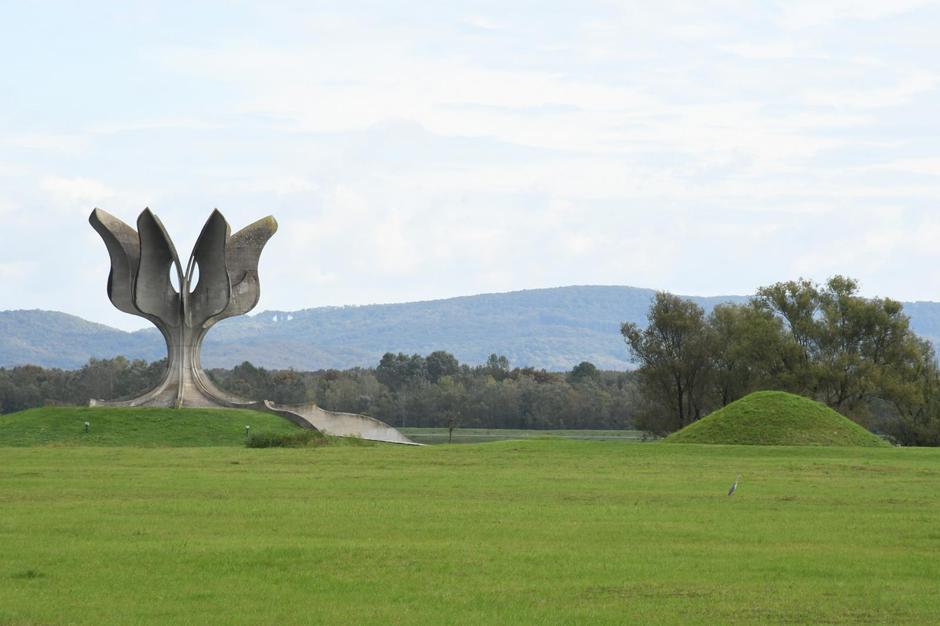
664,390,889,447
0,406,304,447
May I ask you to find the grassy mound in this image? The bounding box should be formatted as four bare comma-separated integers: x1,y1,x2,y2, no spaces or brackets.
0,406,303,447
664,390,889,447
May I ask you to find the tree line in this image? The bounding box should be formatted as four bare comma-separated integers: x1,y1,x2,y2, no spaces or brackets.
209,353,637,429
622,276,940,445
0,353,637,430
0,357,166,414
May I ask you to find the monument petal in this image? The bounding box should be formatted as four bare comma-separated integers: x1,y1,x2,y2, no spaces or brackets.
135,209,183,329
88,209,141,317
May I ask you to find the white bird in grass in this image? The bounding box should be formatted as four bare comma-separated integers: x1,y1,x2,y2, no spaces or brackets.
728,475,740,496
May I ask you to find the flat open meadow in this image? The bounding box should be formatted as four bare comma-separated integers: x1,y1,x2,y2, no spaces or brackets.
3,433,940,625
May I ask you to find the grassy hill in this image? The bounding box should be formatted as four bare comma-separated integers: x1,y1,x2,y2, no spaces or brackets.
3,286,940,370
0,406,301,447
664,391,890,447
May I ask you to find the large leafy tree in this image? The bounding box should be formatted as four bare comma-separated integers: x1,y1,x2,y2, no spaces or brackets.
426,351,459,384
569,361,600,384
621,292,712,432
815,276,910,411
753,278,821,390
376,353,428,391
757,276,924,416
882,337,940,445
707,303,793,407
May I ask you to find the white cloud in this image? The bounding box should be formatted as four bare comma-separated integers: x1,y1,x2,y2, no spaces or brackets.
776,0,939,29
720,40,818,60
863,158,940,176
0,261,36,282
87,117,223,135
801,71,939,109
41,176,117,215
0,161,31,177
461,16,504,31
3,132,89,155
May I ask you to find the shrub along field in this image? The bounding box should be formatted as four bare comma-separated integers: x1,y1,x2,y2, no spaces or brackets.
2,422,939,624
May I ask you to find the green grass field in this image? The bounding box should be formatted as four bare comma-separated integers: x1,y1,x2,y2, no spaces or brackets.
401,427,649,444
3,426,940,623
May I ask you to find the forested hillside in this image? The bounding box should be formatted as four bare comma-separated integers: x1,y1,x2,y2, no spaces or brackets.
3,285,939,371
0,310,160,367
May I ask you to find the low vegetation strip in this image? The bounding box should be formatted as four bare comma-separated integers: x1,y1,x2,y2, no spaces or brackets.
0,406,301,447
2,441,939,624
245,430,326,448
664,391,890,447
401,427,649,444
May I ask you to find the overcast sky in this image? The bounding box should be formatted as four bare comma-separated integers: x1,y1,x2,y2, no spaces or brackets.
2,1,940,330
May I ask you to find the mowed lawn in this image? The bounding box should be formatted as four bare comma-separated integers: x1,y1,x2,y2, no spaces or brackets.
2,440,940,624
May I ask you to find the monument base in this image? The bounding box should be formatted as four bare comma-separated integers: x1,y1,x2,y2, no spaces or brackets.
89,372,418,445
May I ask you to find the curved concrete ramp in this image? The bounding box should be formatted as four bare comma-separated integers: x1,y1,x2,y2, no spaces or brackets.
92,376,417,445
262,401,419,445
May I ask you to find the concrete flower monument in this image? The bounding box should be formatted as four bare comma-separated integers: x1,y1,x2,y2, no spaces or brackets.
89,208,415,444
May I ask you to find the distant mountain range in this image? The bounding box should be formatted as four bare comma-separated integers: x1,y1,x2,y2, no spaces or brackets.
3,286,940,371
